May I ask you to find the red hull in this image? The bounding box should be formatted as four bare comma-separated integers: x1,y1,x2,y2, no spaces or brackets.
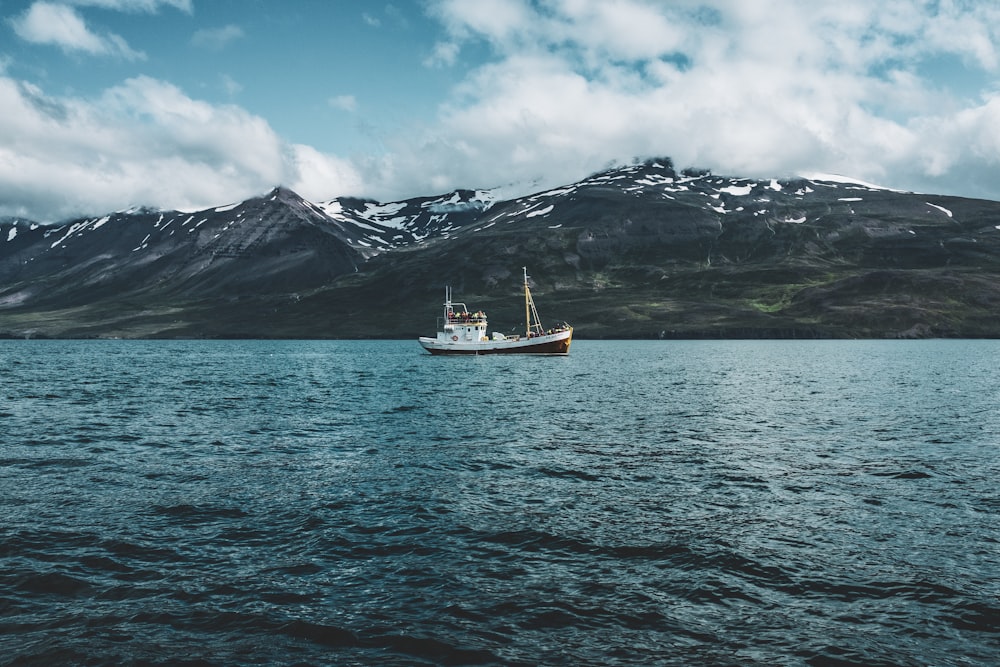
424,335,571,355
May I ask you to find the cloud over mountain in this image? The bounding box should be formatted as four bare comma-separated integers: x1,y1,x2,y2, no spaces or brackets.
407,0,1000,201
4,0,1000,221
0,75,361,220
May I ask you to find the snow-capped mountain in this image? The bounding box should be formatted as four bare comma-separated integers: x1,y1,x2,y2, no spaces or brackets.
316,188,503,245
0,185,499,307
2,158,1000,338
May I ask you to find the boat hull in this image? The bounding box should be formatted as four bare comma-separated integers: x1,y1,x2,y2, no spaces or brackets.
419,329,572,355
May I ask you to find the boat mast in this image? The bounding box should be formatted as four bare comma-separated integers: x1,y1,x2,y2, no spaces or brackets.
523,267,544,337
523,267,530,337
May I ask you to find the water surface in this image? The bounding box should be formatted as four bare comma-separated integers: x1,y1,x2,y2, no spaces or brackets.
1,340,998,665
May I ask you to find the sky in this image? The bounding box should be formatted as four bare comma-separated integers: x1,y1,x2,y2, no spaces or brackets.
4,0,1000,222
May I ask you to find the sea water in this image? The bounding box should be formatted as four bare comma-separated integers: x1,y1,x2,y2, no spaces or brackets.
1,339,998,665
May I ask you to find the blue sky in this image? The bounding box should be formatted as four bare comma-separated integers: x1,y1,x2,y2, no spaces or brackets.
3,0,1000,221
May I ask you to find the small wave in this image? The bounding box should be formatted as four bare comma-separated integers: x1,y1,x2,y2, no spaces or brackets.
369,633,498,665
798,645,903,667
280,619,359,647
24,457,93,469
79,555,132,574
870,470,933,480
1,528,99,558
386,404,420,413
149,504,249,522
280,620,499,664
535,466,601,482
9,569,93,596
944,599,1000,633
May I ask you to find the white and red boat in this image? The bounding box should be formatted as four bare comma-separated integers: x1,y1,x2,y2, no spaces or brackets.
418,268,573,355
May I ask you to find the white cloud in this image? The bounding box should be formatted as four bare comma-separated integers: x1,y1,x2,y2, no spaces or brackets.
371,0,1000,201
191,24,244,50
67,0,192,11
0,75,362,220
424,41,460,68
6,0,1000,222
329,95,358,112
547,0,688,63
10,1,145,60
900,94,1000,197
287,144,365,202
429,0,535,47
363,6,410,29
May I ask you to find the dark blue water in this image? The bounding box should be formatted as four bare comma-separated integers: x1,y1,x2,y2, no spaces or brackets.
1,340,998,666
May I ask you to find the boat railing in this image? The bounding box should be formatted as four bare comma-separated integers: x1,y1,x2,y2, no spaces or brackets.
445,314,487,325
439,317,487,329
526,324,572,338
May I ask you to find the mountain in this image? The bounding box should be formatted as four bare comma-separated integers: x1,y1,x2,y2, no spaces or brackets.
3,158,1000,338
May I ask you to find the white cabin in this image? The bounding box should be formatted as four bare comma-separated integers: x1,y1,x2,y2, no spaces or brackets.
438,295,488,343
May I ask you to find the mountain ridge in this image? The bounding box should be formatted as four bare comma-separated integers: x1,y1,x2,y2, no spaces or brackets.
2,158,999,339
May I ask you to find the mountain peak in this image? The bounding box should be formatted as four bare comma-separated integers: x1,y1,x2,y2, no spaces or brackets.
264,185,307,203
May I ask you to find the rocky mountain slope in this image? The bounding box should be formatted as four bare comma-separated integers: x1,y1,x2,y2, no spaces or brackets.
2,159,999,338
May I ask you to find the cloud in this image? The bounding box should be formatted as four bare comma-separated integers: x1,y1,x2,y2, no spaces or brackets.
428,0,535,47
6,0,1000,222
424,41,459,68
66,0,192,11
191,24,244,50
363,4,409,29
9,1,145,60
383,0,1000,200
383,4,409,29
220,74,242,96
0,75,362,221
287,144,365,202
329,95,358,112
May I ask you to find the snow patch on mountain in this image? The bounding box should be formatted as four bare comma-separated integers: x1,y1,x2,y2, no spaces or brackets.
527,205,555,218
49,222,87,248
529,186,576,200
720,184,755,196
926,203,953,218
426,190,494,214
803,173,905,192
363,202,406,222
314,200,351,222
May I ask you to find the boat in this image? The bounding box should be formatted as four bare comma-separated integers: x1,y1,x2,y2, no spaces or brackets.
418,268,573,355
